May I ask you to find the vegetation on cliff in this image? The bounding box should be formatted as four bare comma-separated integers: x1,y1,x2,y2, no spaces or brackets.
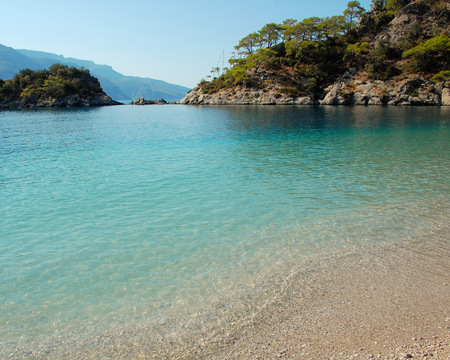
196,0,449,100
0,64,118,107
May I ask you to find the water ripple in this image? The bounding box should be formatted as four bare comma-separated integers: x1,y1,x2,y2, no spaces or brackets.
0,105,449,350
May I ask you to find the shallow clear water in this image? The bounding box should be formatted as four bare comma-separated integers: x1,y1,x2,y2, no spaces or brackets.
0,105,449,350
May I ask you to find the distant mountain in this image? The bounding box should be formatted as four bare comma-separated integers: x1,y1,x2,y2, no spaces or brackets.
0,45,38,79
0,44,190,101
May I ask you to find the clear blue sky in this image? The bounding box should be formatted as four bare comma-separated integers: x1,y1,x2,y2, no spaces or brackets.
1,0,372,88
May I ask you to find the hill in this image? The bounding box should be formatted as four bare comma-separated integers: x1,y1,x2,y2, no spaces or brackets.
0,45,190,101
181,0,450,105
0,64,120,108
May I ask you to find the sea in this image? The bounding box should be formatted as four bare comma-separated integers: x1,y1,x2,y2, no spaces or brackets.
0,105,449,357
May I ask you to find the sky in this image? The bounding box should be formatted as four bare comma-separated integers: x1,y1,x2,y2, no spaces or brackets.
1,0,373,88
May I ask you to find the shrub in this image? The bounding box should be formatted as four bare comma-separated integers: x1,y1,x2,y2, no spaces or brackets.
402,34,450,72
366,57,401,80
431,70,450,82
280,85,306,97
344,42,370,65
385,0,411,11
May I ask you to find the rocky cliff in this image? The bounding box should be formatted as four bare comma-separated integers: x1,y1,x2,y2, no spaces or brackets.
181,0,449,106
181,75,448,105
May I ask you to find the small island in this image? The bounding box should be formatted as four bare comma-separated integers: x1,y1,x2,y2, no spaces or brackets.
181,0,450,105
130,97,168,105
0,64,121,108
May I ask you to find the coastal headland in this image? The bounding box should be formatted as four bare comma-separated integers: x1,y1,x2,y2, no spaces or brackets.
181,1,450,106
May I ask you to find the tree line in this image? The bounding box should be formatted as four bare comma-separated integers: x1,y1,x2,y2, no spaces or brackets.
200,0,449,96
0,64,104,103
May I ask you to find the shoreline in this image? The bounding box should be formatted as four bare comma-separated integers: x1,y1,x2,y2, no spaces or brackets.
180,77,450,107
1,101,449,109
6,222,449,359
198,234,450,359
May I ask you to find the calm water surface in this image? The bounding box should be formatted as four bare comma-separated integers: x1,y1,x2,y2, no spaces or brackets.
0,105,449,350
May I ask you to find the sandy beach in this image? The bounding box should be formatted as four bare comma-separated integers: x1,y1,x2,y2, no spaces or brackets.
193,238,449,359
8,220,448,360
168,221,449,360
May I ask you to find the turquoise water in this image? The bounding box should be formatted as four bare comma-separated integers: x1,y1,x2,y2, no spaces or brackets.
0,105,449,353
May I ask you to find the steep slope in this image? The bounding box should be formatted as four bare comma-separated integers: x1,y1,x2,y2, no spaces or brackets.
181,0,449,105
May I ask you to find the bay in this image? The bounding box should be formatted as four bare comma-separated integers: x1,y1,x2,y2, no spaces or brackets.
0,105,449,355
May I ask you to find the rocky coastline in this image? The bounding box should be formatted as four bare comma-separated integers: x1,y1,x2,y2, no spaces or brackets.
0,94,121,109
180,75,450,106
181,0,450,107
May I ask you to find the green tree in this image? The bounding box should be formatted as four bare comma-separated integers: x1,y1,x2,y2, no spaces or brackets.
0,81,18,99
234,32,261,55
284,17,324,42
302,17,324,40
258,23,283,48
281,19,298,41
0,64,104,103
247,48,278,72
210,66,221,78
321,16,346,39
345,42,370,65
344,1,366,31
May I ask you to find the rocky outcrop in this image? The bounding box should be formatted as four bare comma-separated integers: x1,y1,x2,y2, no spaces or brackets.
0,94,121,109
441,87,450,106
130,97,167,105
374,1,450,45
181,76,448,106
319,75,444,106
180,87,314,105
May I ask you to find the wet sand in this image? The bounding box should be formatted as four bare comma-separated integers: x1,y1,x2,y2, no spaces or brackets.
6,224,449,359
194,238,450,360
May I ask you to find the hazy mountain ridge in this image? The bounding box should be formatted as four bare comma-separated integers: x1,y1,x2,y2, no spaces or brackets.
0,45,190,101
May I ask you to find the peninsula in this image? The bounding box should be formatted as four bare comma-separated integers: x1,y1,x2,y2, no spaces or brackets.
0,64,120,108
181,0,450,105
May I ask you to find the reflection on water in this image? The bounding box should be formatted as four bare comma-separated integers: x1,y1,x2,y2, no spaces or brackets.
204,105,449,132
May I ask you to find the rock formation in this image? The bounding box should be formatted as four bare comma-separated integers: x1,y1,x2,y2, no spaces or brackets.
181,75,448,106
130,97,167,105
